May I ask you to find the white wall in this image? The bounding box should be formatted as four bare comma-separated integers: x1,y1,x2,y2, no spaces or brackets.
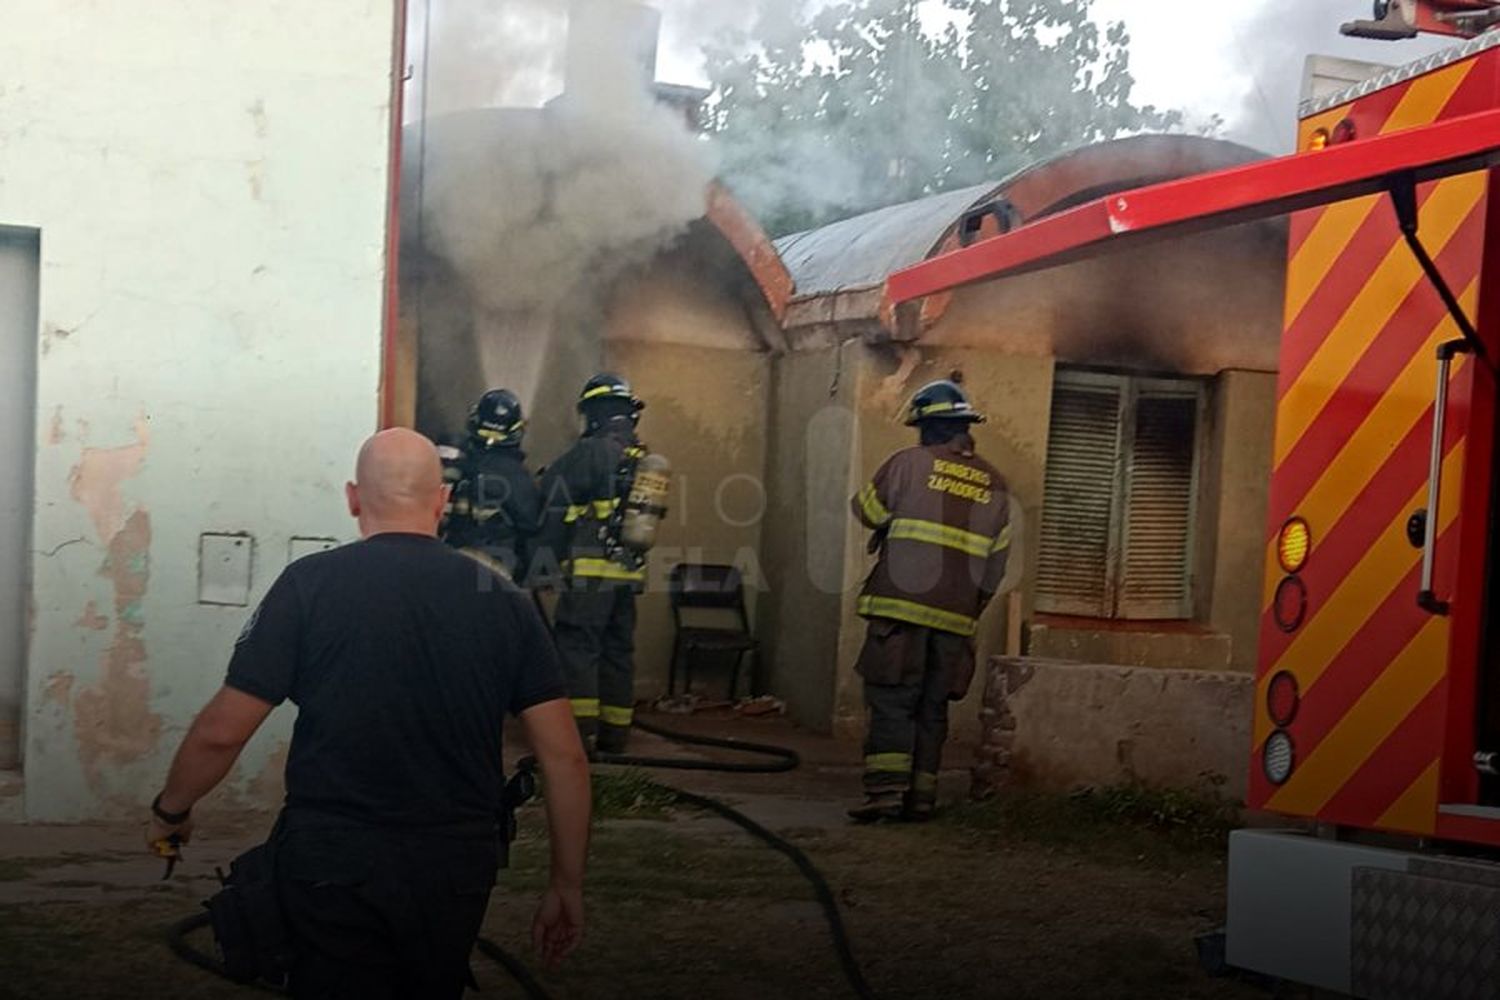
0,1,399,820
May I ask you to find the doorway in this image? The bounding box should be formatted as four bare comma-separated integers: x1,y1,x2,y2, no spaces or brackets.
0,227,39,771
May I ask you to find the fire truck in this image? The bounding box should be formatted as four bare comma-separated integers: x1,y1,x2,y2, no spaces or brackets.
889,3,1500,995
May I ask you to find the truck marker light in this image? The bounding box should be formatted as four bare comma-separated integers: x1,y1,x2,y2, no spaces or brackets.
1267,671,1300,728
1309,128,1330,152
1263,730,1295,786
1273,576,1308,633
1278,517,1311,574
1331,118,1358,145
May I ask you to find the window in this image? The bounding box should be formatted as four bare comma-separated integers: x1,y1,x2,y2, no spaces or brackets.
1036,370,1204,620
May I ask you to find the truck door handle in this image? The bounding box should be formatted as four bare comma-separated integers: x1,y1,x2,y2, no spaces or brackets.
1418,339,1470,616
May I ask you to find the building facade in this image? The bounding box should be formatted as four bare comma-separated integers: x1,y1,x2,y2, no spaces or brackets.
0,0,403,821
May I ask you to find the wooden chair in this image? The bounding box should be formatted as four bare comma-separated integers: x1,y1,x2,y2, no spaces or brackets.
668,563,758,699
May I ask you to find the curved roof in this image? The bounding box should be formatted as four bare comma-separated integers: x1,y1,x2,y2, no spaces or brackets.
773,135,1265,301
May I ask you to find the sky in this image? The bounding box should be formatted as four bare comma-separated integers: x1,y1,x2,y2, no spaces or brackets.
651,0,1458,154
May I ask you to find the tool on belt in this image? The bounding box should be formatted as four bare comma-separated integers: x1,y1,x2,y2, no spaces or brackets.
152,834,184,881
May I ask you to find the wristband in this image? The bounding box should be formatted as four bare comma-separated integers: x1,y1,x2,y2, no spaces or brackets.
151,793,191,826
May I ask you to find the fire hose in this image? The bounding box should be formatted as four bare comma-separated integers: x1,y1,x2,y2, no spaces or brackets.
165,719,875,1000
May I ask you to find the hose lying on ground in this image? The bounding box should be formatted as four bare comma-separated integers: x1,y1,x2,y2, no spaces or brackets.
166,718,873,1000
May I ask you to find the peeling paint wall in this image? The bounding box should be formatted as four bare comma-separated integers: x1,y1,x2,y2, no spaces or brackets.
0,1,398,820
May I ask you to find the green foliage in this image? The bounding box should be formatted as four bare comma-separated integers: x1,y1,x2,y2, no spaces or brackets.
589,769,679,821
704,0,1184,235
948,778,1240,862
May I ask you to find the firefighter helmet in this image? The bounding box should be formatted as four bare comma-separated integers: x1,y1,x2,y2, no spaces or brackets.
904,380,986,426
577,373,645,414
467,389,526,448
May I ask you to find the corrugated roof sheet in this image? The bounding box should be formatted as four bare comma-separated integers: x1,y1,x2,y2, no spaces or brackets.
774,182,999,298
772,136,1265,302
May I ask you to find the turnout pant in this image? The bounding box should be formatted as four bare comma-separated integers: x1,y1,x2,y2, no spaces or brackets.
275,813,501,1000
857,619,974,805
555,586,637,748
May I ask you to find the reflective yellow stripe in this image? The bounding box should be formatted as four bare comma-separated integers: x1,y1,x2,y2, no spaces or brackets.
600,705,634,727
917,401,956,417
564,504,588,524
857,483,891,526
888,518,991,557
572,557,646,582
865,752,913,774
571,698,600,719
991,524,1012,555
581,385,621,401
857,595,977,636
912,772,938,794
592,499,617,520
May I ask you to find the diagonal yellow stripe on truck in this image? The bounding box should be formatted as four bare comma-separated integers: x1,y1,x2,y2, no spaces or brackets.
857,595,977,637
857,483,891,527
888,517,994,557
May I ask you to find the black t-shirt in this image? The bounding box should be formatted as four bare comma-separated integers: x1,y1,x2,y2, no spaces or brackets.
226,533,566,827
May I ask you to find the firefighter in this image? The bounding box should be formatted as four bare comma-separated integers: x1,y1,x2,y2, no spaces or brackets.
536,373,650,755
441,389,541,582
848,379,1011,823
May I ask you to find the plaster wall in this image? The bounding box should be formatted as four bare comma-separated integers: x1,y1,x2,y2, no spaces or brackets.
0,1,398,820
603,333,769,699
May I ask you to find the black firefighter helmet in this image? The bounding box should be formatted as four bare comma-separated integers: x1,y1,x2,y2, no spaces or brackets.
468,389,526,448
904,380,986,427
577,372,645,425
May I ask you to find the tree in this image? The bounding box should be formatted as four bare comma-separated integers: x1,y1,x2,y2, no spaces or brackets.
704,0,1183,236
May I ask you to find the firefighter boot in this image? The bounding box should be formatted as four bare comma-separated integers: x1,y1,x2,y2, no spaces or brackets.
596,722,631,756
905,773,938,822
903,791,936,822
847,791,905,824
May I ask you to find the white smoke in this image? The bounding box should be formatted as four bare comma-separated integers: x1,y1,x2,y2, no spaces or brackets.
407,0,718,448
1208,2,1453,153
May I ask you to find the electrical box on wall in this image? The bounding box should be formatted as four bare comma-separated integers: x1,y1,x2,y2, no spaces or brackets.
198,533,254,606
289,536,339,562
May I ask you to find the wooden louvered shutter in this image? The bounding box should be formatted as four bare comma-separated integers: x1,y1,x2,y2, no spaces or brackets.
1117,382,1201,620
1036,376,1123,616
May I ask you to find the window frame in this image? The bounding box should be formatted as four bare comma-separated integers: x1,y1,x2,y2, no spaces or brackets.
1037,367,1208,621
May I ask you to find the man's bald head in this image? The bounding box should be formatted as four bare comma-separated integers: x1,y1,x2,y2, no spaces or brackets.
346,429,447,537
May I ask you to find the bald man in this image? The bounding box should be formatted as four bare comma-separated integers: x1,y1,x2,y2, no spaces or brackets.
147,429,592,998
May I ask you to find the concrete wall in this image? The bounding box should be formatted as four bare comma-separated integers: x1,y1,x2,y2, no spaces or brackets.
603,269,768,701
0,1,398,820
976,657,1254,801
1202,371,1279,673
758,344,860,732
931,220,1286,375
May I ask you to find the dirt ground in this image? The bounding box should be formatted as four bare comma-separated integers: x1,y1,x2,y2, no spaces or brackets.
0,714,1269,1000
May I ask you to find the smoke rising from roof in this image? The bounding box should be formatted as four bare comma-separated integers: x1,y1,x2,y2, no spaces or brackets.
407,0,716,448
1220,3,1453,152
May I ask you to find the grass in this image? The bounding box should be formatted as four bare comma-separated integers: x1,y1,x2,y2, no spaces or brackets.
0,782,1258,1000
946,781,1241,864
588,768,679,821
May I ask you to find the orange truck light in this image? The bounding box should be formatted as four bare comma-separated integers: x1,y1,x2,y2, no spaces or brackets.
1278,517,1311,574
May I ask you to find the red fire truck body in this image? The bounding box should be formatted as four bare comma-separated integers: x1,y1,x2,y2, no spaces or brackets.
890,19,1500,996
